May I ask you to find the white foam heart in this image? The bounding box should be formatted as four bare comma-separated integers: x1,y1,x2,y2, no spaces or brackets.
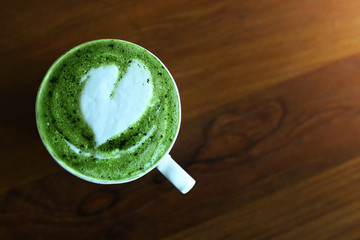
80,60,153,146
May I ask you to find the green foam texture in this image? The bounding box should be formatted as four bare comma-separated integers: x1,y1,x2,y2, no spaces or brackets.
36,39,180,183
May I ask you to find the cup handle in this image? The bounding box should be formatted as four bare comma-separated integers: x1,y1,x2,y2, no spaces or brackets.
157,154,196,194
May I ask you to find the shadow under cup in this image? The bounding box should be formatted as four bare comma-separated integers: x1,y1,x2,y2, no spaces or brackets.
36,39,195,194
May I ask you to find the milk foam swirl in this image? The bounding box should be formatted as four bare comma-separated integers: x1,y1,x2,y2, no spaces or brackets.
80,60,153,146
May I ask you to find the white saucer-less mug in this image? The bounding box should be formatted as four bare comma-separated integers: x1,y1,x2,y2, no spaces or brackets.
36,39,195,194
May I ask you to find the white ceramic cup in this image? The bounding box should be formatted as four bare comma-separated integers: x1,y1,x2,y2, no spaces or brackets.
36,39,195,194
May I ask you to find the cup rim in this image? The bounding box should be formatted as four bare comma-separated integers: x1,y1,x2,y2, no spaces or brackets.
35,39,181,184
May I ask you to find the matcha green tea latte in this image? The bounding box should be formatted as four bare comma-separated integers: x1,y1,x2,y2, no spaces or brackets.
36,39,183,184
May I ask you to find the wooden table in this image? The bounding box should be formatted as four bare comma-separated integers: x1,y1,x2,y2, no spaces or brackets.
2,0,360,239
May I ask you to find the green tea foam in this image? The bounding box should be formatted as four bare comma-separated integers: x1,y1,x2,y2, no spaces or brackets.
36,39,180,183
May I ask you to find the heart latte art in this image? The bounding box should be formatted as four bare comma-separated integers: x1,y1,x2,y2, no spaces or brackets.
80,61,152,147
36,40,180,183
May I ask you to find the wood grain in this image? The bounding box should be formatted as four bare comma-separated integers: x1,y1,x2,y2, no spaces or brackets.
2,0,360,239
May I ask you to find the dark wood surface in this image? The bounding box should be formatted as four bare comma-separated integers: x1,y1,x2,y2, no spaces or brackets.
2,0,360,239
